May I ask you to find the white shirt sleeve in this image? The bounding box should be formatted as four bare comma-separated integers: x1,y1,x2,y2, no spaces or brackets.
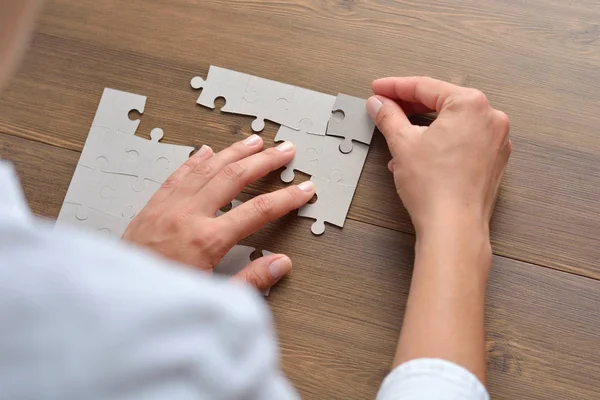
376,358,490,400
0,161,299,400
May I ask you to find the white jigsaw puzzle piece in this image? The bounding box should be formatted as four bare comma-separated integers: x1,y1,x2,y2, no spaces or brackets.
274,125,369,186
78,126,129,171
56,202,130,239
91,88,146,135
62,161,137,220
191,66,252,114
297,175,357,235
286,87,336,136
109,128,194,191
238,76,296,132
326,94,376,153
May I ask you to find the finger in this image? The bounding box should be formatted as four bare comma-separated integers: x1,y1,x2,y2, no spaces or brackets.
216,181,315,246
396,100,435,116
372,76,464,113
373,78,435,115
367,95,418,159
174,134,264,198
146,145,214,206
197,141,296,214
231,254,292,292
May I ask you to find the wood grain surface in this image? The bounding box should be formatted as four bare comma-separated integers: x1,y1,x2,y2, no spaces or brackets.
1,0,600,398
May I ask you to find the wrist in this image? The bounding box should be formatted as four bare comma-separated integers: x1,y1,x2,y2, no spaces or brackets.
415,213,492,274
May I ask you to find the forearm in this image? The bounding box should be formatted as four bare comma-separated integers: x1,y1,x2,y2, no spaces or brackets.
394,216,492,383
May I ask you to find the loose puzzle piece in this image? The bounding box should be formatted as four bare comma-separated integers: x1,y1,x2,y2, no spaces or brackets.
191,66,251,114
213,245,272,296
238,76,296,132
286,87,336,136
326,94,376,154
297,176,357,235
274,125,369,186
91,88,146,135
109,128,195,191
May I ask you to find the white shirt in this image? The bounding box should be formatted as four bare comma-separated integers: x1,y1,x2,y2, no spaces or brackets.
0,161,489,400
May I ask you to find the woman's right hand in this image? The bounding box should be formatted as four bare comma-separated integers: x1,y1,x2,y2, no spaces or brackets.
366,77,511,239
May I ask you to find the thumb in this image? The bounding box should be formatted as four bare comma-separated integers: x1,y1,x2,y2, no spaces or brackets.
367,95,416,159
231,254,292,294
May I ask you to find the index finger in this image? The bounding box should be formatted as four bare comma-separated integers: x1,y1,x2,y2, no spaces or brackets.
215,182,315,247
372,76,464,113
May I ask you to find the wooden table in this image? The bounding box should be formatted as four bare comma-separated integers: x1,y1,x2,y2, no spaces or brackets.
1,1,600,398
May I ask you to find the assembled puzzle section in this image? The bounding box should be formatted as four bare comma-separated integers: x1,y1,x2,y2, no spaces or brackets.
106,128,194,192
275,125,368,186
190,66,375,235
238,75,296,132
56,89,193,238
191,65,336,135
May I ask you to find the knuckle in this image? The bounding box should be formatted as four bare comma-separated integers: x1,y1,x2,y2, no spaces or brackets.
285,185,302,202
161,172,180,189
253,194,275,218
494,110,510,132
465,89,489,108
193,224,225,250
143,207,162,223
222,162,246,181
192,162,214,179
164,213,184,233
248,269,269,289
231,142,249,156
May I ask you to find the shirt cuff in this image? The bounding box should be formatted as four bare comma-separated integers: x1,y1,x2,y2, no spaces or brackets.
376,358,490,400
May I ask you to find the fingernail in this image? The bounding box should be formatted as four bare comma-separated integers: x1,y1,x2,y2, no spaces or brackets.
276,141,295,152
298,181,315,192
195,145,212,158
244,134,261,146
269,256,292,280
366,96,383,121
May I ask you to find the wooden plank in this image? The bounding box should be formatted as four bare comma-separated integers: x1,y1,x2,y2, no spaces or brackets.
1,133,599,399
1,1,600,278
0,132,77,218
